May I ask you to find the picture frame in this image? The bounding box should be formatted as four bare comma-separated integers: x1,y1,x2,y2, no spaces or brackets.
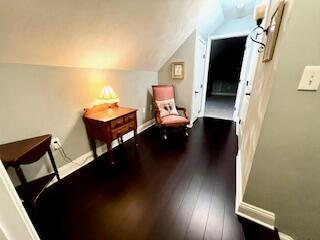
172,62,184,80
263,0,285,62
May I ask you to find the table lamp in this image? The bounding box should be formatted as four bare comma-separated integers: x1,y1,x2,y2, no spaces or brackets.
98,86,119,108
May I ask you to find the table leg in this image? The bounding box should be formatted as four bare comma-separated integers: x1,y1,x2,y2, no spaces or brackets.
134,129,138,147
47,148,61,182
89,138,98,161
15,166,31,204
107,141,115,165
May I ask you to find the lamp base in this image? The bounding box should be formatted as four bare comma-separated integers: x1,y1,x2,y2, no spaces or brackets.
106,103,118,109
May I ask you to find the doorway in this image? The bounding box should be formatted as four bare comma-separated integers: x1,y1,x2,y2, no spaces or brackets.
204,36,247,121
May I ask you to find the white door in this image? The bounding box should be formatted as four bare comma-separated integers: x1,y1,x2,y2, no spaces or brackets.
192,36,207,122
0,161,40,240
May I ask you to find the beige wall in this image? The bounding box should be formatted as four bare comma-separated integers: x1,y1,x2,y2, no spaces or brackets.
243,0,320,239
0,63,157,184
158,31,197,120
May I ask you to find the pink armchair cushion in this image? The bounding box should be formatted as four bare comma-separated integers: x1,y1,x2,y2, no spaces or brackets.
161,115,189,125
152,85,175,101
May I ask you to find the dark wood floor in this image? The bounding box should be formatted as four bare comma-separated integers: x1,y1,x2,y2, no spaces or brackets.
29,118,279,240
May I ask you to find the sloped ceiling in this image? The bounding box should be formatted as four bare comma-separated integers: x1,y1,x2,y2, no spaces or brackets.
0,0,223,71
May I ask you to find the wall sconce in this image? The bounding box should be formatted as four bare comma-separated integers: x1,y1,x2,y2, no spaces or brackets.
250,3,268,52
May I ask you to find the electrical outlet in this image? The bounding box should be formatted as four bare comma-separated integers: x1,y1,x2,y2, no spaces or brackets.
150,104,153,111
142,107,146,114
51,137,61,150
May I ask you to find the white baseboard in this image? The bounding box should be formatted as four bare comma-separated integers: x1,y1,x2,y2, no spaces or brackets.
235,151,275,230
236,202,275,230
279,232,294,240
49,119,155,186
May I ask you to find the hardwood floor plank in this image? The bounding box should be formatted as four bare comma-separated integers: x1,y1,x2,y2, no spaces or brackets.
204,195,225,240
185,160,217,240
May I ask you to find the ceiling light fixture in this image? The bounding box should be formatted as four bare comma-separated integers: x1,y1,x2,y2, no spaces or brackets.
235,0,245,9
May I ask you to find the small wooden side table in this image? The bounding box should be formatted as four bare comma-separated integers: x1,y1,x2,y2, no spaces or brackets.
0,134,60,205
83,104,138,164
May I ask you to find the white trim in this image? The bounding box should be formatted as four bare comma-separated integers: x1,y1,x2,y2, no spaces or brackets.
199,37,212,117
279,232,295,240
236,202,275,230
49,119,155,185
235,152,243,212
235,151,276,230
0,162,40,240
191,30,207,122
208,31,250,41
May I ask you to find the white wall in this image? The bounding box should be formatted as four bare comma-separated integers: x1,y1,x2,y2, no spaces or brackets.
0,63,157,185
214,15,255,36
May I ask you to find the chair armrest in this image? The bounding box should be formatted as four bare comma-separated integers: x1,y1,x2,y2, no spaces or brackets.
176,106,188,119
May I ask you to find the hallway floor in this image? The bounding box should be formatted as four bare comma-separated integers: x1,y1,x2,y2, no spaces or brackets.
205,95,236,121
29,118,279,240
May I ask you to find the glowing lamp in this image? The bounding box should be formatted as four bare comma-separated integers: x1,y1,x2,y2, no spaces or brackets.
98,86,119,105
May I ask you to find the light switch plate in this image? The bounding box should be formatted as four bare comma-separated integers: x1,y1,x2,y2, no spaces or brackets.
298,66,320,91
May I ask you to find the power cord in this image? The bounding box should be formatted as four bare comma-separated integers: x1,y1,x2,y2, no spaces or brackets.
56,142,89,166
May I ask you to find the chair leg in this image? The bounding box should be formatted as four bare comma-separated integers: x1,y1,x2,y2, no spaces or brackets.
163,129,167,140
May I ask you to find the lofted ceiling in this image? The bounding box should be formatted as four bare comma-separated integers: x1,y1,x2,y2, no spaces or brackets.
0,0,224,71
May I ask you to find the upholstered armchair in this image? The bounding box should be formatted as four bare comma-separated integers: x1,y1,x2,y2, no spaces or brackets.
152,85,189,140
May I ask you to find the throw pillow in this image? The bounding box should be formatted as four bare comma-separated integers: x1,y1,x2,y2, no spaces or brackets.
155,99,179,117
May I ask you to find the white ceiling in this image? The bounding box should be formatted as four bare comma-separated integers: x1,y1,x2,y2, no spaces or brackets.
219,0,257,19
0,0,224,71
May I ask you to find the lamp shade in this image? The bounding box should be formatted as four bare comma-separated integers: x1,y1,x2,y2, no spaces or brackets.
98,86,119,104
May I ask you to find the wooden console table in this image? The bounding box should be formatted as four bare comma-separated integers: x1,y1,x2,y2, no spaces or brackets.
83,104,138,164
0,134,60,206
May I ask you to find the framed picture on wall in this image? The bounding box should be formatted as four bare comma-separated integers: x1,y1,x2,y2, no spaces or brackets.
263,0,285,62
172,62,184,79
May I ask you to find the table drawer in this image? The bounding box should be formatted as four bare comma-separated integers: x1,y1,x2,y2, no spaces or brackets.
111,122,135,139
110,117,124,129
124,113,136,123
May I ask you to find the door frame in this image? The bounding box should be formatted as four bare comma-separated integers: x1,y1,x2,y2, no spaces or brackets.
191,31,207,123
199,31,250,119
